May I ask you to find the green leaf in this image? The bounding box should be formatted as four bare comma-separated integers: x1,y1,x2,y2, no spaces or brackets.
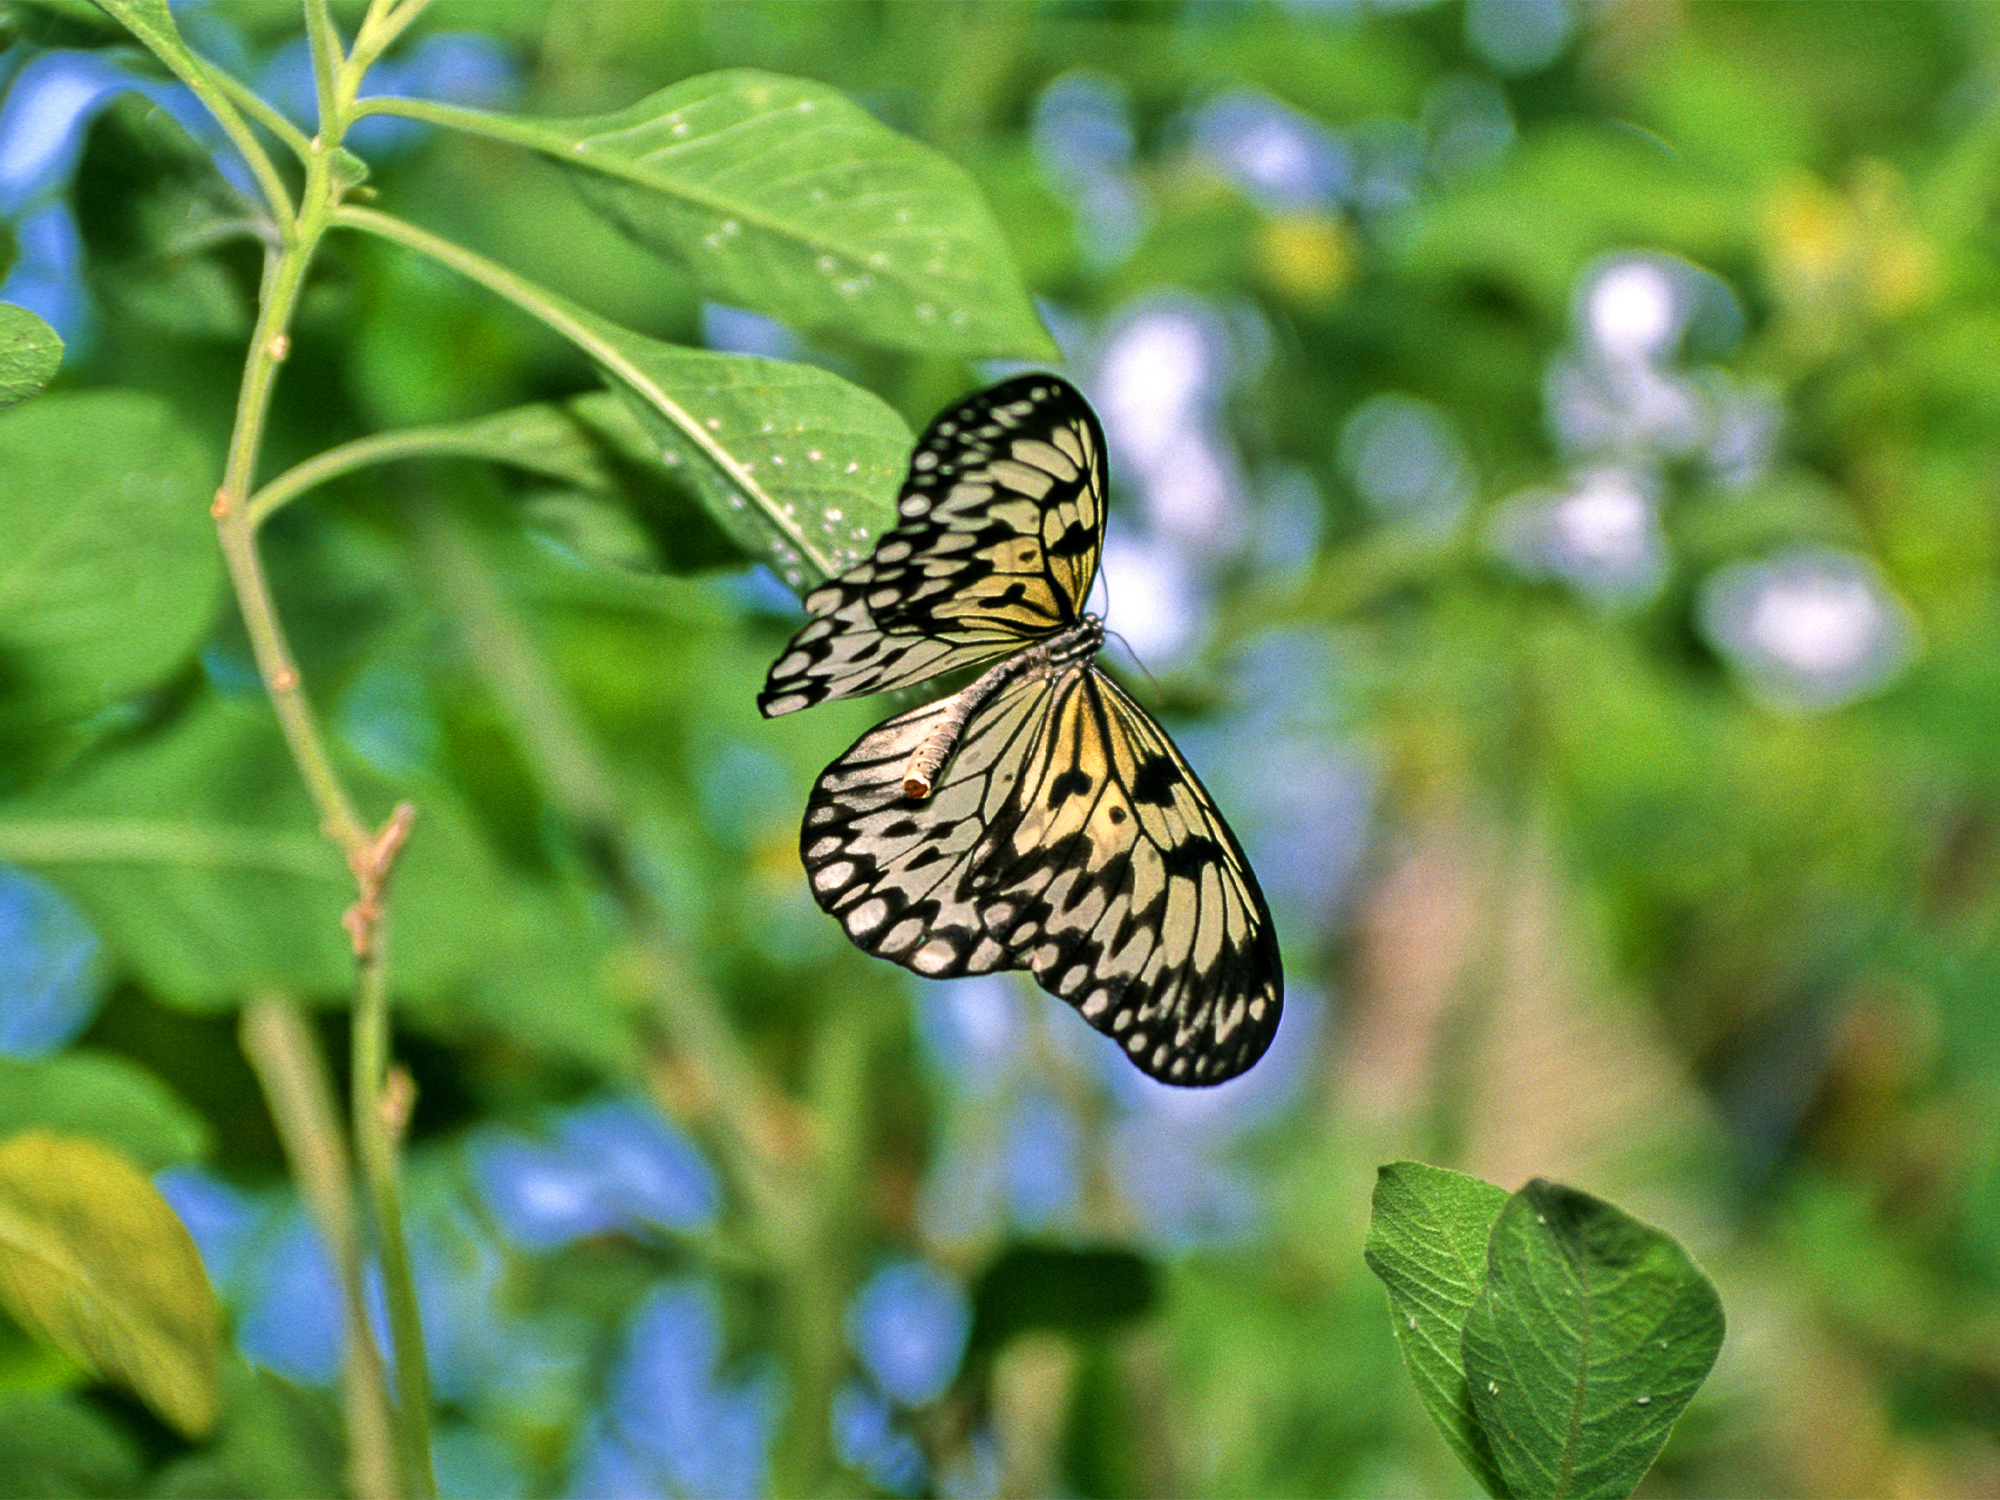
1365,1161,1514,1498
86,0,193,67
425,70,1056,359
0,1051,210,1170
149,1360,343,1500
0,697,353,1006
0,1130,220,1438
0,390,223,732
574,311,912,588
0,1392,141,1499
1462,1180,1725,1500
0,304,62,408
71,96,254,343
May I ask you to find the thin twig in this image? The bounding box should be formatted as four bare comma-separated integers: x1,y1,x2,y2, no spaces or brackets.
242,998,400,1500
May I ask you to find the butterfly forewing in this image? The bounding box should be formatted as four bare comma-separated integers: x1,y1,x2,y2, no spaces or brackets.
973,670,1283,1085
759,375,1106,717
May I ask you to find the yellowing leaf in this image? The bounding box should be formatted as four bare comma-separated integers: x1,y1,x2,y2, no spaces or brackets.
0,1131,220,1438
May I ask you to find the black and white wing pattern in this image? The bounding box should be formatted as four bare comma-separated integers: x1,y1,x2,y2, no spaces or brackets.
970,670,1281,1085
758,374,1106,717
800,660,1282,1085
768,373,1282,1086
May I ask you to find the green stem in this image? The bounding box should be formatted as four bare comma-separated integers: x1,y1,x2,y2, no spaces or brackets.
242,998,400,1500
212,165,367,852
350,0,433,78
246,423,511,531
0,820,336,875
199,59,313,176
302,0,346,132
771,1007,877,1497
198,39,439,1500
102,14,294,225
353,913,438,1500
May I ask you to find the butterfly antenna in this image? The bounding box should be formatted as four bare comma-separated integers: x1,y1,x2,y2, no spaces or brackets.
1103,627,1163,701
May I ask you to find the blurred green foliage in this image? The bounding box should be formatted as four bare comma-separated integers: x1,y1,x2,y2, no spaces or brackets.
1,0,1998,1495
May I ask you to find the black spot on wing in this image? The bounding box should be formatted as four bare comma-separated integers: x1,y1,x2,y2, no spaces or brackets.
1046,767,1094,805
1129,753,1179,808
1046,520,1097,559
1158,833,1223,879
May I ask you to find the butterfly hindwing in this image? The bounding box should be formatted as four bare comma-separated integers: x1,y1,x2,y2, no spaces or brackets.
973,669,1283,1085
759,375,1106,717
800,670,1053,978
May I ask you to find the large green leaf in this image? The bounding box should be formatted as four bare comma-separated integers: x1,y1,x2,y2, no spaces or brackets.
148,1361,343,1500
0,1052,210,1170
0,1131,219,1439
572,309,912,588
1364,1161,1514,1497
0,1392,141,1499
0,698,353,1006
0,304,62,409
1462,1181,1725,1500
413,70,1056,359
0,390,222,731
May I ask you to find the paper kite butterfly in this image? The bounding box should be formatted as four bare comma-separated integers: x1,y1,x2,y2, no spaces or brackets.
758,373,1281,1085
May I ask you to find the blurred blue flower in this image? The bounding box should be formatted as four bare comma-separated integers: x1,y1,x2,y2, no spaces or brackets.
1094,986,1323,1245
1005,1089,1080,1229
1465,0,1574,75
1699,547,1919,713
155,1165,262,1289
382,32,516,114
603,1282,773,1500
472,1096,718,1250
1188,88,1350,211
0,869,105,1056
404,1198,511,1403
847,1259,970,1406
1033,71,1149,265
0,51,128,212
556,1097,719,1231
234,1203,344,1383
701,302,803,361
919,973,1024,1085
472,1132,624,1249
0,48,228,339
1338,392,1474,532
833,1381,927,1494
1,198,87,339
563,1420,664,1500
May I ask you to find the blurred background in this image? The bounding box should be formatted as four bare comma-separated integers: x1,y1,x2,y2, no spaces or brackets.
3,0,2000,1494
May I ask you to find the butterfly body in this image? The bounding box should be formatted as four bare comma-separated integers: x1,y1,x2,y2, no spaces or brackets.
762,375,1281,1085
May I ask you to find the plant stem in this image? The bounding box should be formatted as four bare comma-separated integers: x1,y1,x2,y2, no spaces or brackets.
201,68,439,1500
771,1006,877,1498
242,998,399,1500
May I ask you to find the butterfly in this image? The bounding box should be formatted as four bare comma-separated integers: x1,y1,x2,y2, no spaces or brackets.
759,374,1281,1085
